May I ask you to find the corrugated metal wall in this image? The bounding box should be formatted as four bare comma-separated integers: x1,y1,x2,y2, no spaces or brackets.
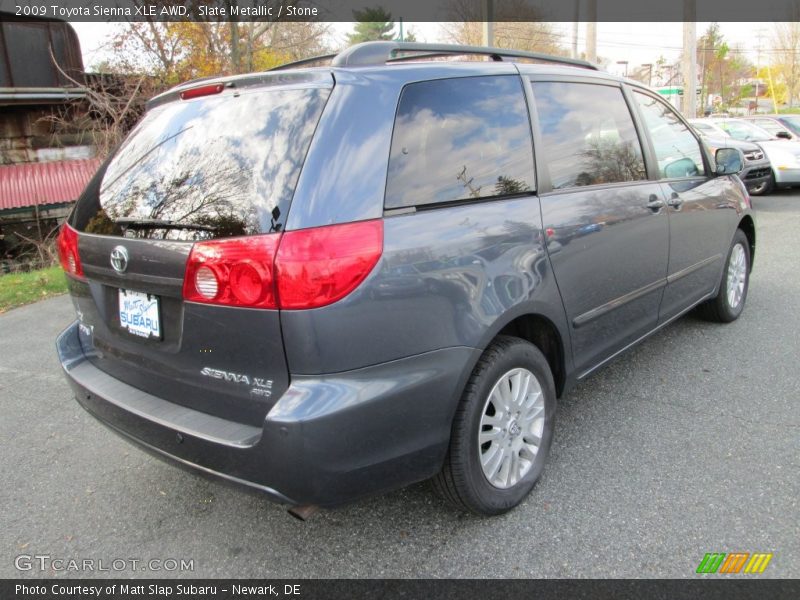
0,157,101,210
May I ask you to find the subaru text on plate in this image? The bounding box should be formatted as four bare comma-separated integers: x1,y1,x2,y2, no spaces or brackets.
56,42,755,516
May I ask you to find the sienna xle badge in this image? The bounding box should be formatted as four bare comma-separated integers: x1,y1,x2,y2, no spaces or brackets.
57,42,754,517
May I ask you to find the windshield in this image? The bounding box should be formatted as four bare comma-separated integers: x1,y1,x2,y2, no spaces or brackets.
716,120,774,142
71,85,331,240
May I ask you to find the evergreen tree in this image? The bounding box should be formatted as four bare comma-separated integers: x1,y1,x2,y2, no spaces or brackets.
347,8,395,44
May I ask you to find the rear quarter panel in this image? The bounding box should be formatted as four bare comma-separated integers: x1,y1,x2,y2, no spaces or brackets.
280,197,570,375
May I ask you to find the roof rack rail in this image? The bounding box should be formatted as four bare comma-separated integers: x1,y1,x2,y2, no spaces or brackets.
269,53,337,71
331,41,599,70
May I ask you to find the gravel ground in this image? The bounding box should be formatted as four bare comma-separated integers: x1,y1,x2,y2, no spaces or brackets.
1,192,797,579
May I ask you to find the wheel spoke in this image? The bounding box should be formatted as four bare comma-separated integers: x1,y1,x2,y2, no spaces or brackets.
479,427,502,444
482,443,504,477
492,384,512,413
497,452,512,487
523,431,542,449
509,451,520,485
481,412,505,427
519,443,538,462
522,397,544,422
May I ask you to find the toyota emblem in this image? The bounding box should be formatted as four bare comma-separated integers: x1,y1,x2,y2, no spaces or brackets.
110,246,129,274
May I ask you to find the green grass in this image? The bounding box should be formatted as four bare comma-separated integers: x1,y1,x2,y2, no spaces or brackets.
0,266,67,313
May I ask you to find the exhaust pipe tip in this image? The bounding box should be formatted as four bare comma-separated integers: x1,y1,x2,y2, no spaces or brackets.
287,505,319,521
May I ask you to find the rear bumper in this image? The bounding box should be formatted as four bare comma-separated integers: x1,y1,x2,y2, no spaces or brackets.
57,321,478,507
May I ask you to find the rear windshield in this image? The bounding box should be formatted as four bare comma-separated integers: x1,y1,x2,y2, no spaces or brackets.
71,85,330,240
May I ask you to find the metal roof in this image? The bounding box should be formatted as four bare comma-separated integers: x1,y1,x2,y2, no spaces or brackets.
0,158,101,211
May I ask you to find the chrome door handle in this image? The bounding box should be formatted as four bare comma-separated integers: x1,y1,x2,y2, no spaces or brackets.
647,195,664,210
667,193,684,208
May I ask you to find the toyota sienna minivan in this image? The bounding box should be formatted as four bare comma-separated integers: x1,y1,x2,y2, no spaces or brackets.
56,42,754,517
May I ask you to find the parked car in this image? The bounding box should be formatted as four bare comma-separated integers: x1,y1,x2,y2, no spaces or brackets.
692,132,774,195
742,114,800,141
56,42,755,517
691,117,800,190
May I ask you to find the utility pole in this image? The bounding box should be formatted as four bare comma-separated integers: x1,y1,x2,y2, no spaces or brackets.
482,0,494,47
572,0,580,59
682,0,697,118
755,28,765,113
586,0,597,63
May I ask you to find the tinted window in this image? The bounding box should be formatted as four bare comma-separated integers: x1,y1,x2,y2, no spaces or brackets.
72,86,330,239
780,115,800,134
691,122,719,135
751,118,785,135
634,92,706,178
714,120,773,142
532,82,646,189
385,76,534,209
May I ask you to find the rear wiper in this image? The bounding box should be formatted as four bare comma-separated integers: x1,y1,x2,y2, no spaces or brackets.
116,218,218,232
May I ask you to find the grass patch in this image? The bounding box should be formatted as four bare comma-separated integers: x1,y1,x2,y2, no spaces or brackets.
0,266,67,313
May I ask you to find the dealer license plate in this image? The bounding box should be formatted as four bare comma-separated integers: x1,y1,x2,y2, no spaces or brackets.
118,289,161,339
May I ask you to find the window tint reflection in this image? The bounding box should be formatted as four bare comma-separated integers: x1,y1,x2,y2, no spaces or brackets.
385,76,534,209
74,87,330,239
533,82,646,190
633,92,706,178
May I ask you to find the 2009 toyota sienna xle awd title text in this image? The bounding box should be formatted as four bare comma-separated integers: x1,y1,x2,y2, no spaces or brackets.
56,42,755,517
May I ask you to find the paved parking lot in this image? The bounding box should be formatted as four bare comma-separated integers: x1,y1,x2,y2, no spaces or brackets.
1,192,798,579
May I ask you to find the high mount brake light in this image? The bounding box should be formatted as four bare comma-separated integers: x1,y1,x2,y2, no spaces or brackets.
180,84,224,100
182,220,383,310
56,223,84,279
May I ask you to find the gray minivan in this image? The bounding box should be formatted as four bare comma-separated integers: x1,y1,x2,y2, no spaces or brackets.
56,42,754,517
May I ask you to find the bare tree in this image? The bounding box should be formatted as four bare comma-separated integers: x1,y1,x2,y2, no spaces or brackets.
41,48,150,158
772,22,800,108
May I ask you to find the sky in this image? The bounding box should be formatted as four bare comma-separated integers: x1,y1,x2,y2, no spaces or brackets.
70,21,770,77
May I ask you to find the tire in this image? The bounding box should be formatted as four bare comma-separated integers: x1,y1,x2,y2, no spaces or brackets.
432,335,556,515
698,229,750,323
748,172,774,196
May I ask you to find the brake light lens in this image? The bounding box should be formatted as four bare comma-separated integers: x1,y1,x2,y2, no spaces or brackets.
182,235,280,308
180,83,224,100
181,220,383,310
56,223,84,279
276,220,383,309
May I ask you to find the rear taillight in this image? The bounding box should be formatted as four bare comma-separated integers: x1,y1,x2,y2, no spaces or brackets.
276,220,383,309
56,223,84,279
181,220,383,310
182,235,280,309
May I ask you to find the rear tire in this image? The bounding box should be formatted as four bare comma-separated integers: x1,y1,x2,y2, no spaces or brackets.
432,336,555,515
698,229,750,323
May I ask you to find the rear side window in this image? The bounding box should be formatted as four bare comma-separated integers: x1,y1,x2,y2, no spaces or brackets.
72,86,330,239
385,75,534,209
749,118,784,135
532,82,646,190
633,92,706,178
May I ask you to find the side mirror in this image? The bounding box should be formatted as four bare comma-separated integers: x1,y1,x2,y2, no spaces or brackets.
715,147,744,175
776,130,792,140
